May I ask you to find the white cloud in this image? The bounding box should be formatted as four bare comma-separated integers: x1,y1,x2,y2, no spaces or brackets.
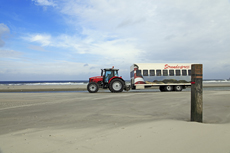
0,23,9,34
0,59,100,80
60,0,157,34
28,45,47,52
24,32,143,66
32,0,56,7
20,0,230,79
0,23,10,47
24,34,51,46
0,49,23,59
58,0,230,61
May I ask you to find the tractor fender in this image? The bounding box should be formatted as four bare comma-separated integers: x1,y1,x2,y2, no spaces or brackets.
108,77,125,84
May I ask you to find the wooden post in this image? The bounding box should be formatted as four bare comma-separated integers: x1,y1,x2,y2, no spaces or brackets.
191,64,203,122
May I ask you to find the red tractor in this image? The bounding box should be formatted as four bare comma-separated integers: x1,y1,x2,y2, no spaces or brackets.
87,67,130,93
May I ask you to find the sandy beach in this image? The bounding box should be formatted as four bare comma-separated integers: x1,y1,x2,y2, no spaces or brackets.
0,86,230,153
1,83,230,92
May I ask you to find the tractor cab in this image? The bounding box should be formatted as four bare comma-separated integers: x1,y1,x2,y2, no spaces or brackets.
101,68,119,83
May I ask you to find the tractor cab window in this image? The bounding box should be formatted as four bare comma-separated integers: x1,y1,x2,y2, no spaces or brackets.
114,70,119,77
104,70,113,83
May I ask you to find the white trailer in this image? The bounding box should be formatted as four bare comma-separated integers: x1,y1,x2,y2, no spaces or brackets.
130,63,192,91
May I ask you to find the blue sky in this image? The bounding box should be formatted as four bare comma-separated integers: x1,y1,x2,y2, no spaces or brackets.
1,0,230,81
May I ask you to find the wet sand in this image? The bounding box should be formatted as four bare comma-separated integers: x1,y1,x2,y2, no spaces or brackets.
0,89,230,153
0,84,87,92
1,83,230,92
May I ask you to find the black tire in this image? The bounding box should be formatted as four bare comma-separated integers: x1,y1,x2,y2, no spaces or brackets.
87,82,99,93
109,79,124,93
174,85,182,91
164,85,173,91
159,86,165,92
108,86,113,92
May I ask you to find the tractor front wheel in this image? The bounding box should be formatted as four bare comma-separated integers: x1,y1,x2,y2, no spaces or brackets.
109,79,124,93
87,82,99,93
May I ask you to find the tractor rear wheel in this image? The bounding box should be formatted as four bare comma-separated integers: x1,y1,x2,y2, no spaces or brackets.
87,82,99,93
109,79,124,93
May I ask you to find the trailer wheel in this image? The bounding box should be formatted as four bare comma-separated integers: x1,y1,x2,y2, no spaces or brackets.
164,85,173,91
87,82,99,93
159,86,165,92
109,79,124,93
174,85,182,91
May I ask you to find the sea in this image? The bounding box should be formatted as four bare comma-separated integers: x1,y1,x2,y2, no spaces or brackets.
0,79,230,92
0,80,89,86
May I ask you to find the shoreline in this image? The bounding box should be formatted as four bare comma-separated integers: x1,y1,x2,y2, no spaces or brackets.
0,85,87,92
1,83,230,92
